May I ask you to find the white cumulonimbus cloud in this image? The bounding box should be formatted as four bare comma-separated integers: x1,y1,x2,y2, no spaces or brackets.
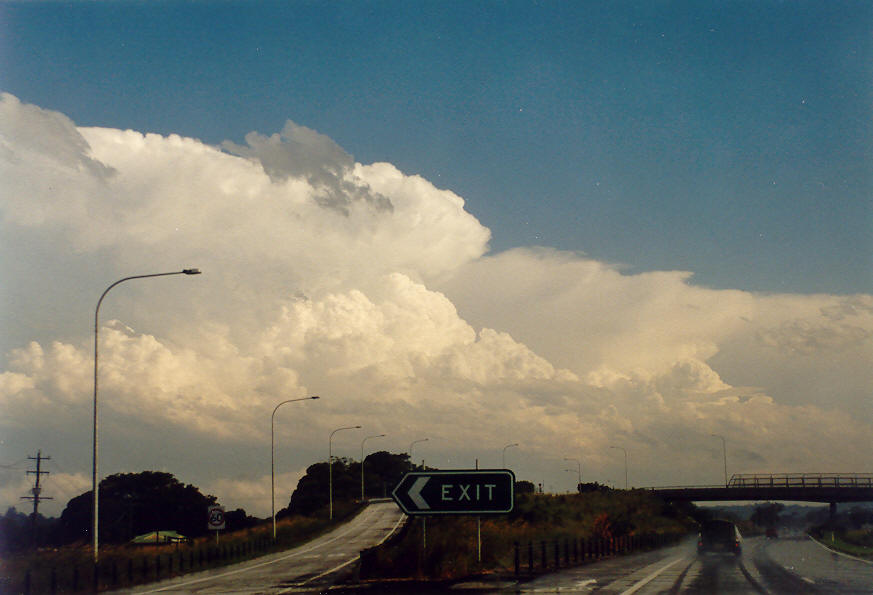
1,93,871,516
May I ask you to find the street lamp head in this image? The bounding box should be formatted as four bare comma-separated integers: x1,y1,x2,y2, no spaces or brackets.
310,395,320,400
182,268,201,275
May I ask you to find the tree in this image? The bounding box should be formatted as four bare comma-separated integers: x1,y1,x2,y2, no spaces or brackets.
1,508,28,553
224,508,258,532
362,451,413,499
750,502,784,529
515,480,535,495
283,451,414,516
576,482,610,493
58,471,218,545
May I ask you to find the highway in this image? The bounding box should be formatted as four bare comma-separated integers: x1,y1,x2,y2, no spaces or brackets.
112,501,404,594
495,535,873,594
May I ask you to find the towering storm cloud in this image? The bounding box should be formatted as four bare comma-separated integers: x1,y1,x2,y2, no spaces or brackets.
1,94,870,516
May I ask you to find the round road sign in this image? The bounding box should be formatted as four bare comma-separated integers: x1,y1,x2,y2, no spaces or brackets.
207,505,226,530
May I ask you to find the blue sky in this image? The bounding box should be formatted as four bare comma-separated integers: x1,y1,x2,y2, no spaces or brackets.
2,0,870,294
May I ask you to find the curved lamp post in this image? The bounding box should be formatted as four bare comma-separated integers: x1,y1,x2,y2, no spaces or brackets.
712,433,728,487
329,425,361,519
564,457,581,489
360,434,386,501
271,396,319,539
409,438,428,469
502,443,519,468
92,268,201,563
609,446,628,489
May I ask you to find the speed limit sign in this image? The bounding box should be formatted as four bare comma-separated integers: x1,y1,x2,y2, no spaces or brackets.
207,505,226,530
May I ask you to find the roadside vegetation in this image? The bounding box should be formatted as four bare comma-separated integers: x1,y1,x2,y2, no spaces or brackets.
0,502,363,592
808,505,873,560
816,531,873,559
362,486,697,581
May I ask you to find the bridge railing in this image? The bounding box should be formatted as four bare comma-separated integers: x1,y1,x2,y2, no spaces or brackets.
727,473,873,488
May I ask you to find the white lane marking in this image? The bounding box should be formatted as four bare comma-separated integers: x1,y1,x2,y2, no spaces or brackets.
375,512,406,546
620,557,685,595
574,578,598,589
135,505,393,593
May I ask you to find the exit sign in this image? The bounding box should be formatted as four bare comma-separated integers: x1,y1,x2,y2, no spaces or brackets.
392,469,515,515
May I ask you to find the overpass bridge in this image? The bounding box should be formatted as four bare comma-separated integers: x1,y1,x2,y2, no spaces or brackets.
650,473,873,513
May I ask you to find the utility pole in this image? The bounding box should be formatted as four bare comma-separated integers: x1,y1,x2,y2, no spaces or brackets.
21,451,52,547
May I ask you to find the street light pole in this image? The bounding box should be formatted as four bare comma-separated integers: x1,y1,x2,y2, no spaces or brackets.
360,434,386,501
329,425,361,520
409,438,428,469
564,457,581,489
92,268,200,564
712,434,728,487
609,446,628,489
271,396,319,540
502,443,519,468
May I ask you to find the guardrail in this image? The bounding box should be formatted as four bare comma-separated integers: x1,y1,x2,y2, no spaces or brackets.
647,484,727,490
510,533,684,577
728,474,873,488
646,474,873,491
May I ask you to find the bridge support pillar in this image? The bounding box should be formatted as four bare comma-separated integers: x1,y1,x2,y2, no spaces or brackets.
829,502,837,519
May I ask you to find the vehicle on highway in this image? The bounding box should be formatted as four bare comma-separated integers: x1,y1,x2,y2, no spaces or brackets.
697,519,742,556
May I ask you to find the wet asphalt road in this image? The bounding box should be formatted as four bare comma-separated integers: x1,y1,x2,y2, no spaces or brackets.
110,501,404,594
485,535,872,594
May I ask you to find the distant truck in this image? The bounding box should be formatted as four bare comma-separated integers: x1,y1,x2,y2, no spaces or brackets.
697,519,742,556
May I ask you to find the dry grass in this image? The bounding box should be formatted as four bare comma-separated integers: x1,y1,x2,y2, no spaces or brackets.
363,490,694,580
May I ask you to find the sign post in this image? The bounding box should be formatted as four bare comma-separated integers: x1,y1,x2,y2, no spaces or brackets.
392,469,515,515
207,504,225,545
